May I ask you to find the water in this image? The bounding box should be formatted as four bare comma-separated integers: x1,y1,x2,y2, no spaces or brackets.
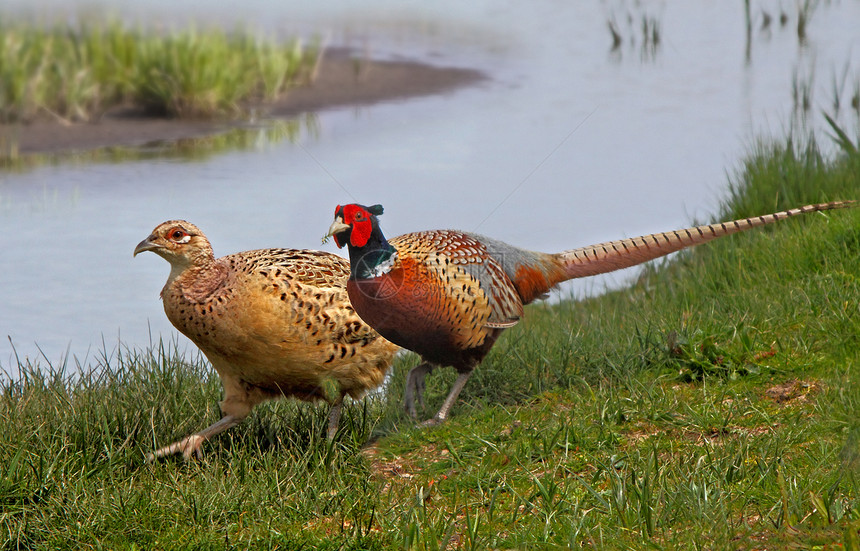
2,0,859,371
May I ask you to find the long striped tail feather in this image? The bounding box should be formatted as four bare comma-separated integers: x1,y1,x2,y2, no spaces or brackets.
557,200,855,280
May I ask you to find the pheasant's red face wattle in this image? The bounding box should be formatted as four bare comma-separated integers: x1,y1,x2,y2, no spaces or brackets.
342,204,373,248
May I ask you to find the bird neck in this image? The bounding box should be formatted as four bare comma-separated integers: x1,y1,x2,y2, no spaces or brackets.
348,232,397,280
167,256,227,303
162,245,217,287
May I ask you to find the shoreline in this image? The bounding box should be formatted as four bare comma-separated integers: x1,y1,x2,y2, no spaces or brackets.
0,48,486,156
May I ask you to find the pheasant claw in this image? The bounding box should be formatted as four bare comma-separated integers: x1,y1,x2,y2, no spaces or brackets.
146,434,207,462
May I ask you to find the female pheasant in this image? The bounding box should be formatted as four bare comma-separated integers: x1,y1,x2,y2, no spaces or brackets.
326,201,853,426
134,220,399,459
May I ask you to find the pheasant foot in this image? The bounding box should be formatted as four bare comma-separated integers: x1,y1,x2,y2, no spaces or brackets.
147,414,241,461
417,416,445,428
415,371,473,428
147,435,207,461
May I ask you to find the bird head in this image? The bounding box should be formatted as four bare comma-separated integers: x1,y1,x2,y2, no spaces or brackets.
326,204,384,249
134,220,214,269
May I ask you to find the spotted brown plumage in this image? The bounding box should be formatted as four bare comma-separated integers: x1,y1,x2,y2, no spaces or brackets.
326,200,854,426
134,220,399,460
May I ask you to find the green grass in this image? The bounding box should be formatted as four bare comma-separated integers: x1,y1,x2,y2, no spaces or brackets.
0,19,319,123
2,134,859,548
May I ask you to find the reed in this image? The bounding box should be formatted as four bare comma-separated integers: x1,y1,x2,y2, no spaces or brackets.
0,20,319,123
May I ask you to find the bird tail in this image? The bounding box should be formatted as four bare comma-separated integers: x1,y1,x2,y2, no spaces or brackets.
555,201,854,280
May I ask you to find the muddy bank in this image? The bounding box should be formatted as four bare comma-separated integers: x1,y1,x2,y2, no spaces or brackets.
1,48,486,155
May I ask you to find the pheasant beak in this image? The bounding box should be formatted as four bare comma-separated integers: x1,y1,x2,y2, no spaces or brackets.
133,235,163,257
326,217,351,248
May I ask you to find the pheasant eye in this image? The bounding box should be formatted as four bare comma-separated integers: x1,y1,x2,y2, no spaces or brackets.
169,229,191,243
354,212,364,221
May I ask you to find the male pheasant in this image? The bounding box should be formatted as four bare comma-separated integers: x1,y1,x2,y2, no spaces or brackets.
325,201,853,426
134,220,399,459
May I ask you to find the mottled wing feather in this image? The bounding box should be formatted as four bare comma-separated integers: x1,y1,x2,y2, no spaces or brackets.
228,248,381,346
480,259,523,328
235,248,350,287
390,231,524,329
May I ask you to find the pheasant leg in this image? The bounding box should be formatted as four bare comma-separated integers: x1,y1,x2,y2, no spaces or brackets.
420,371,472,427
403,362,435,418
327,395,344,440
147,414,241,461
